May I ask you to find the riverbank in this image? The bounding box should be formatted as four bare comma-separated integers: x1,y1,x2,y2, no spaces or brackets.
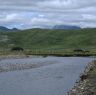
68,60,96,95
0,50,96,57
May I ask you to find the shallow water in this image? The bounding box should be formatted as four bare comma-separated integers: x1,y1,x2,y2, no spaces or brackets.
0,56,95,95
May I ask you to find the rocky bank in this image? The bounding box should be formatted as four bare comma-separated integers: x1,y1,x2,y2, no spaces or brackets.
68,60,96,95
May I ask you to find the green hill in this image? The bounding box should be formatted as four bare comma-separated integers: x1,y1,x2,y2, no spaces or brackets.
0,28,96,51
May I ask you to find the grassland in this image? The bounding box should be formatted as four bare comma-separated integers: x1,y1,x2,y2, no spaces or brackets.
0,28,96,56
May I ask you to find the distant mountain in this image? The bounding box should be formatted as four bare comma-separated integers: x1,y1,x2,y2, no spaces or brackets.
0,26,19,32
53,25,81,30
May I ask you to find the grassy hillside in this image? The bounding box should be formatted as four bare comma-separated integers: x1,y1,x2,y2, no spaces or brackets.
0,28,96,51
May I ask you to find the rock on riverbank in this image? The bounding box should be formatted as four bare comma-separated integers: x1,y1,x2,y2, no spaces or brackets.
68,60,96,95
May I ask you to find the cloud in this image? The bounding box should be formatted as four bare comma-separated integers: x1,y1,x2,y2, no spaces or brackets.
0,0,96,11
5,13,18,21
0,0,96,28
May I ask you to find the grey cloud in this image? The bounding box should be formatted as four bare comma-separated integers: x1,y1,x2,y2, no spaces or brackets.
0,0,96,28
0,0,96,11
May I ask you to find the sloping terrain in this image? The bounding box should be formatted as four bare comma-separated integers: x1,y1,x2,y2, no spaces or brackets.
0,28,96,50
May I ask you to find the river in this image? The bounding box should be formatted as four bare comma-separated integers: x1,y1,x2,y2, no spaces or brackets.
0,56,95,95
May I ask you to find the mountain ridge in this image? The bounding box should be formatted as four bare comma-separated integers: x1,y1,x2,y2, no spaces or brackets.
53,25,81,30
0,26,19,32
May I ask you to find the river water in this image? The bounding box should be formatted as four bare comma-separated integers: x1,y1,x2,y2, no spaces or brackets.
0,56,95,95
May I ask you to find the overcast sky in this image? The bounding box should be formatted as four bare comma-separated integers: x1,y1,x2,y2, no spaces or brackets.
0,0,96,29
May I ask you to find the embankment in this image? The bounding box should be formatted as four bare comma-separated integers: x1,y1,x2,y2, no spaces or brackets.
68,60,96,95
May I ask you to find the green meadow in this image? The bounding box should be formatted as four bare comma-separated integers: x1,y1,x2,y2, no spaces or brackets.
0,28,96,56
